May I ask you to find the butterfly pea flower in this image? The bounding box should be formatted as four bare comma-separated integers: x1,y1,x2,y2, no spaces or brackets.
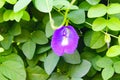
51,25,79,56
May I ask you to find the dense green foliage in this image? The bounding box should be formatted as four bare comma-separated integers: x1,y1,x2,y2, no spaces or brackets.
0,0,120,80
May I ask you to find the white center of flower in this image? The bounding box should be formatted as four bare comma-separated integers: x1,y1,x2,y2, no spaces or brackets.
61,37,69,46
61,28,70,46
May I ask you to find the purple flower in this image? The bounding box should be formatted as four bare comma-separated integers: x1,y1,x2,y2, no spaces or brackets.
51,25,79,56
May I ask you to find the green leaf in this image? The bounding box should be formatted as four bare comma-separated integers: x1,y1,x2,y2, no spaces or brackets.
27,66,49,80
14,0,31,12
9,10,23,22
6,0,17,4
71,77,83,80
48,73,69,80
31,30,48,45
113,61,120,74
0,61,26,80
3,10,12,21
104,33,111,43
33,0,53,13
84,31,105,49
68,60,91,77
118,35,120,45
44,51,60,75
63,50,81,64
22,41,36,59
22,11,30,21
79,1,91,11
88,4,107,18
0,8,5,23
0,0,5,8
45,22,54,38
106,45,120,57
9,23,21,36
68,9,85,24
92,18,106,31
107,3,120,14
86,0,100,5
0,35,4,41
0,47,4,52
107,17,120,31
14,29,30,43
96,56,113,68
36,45,51,54
1,34,13,50
102,66,114,80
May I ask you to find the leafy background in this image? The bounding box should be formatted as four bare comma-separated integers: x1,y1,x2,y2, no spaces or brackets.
0,0,120,80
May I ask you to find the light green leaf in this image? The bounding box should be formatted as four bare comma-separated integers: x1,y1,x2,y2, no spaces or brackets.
118,35,120,45
9,23,21,36
107,17,120,31
6,0,17,4
0,35,4,41
0,47,4,52
104,33,111,43
0,8,5,23
22,41,36,59
31,30,48,45
102,66,114,80
63,50,81,64
1,34,13,49
3,10,12,21
92,17,106,31
113,61,120,74
27,66,49,80
0,0,5,8
0,73,8,80
22,11,30,21
71,77,83,80
107,3,120,14
68,60,91,77
9,10,23,22
44,51,60,75
88,4,107,18
84,31,105,49
14,0,31,12
48,73,69,80
86,0,100,5
96,56,113,68
0,61,26,80
33,0,53,13
106,45,120,57
68,9,85,24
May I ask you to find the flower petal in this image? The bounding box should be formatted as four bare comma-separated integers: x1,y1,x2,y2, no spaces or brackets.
51,25,79,56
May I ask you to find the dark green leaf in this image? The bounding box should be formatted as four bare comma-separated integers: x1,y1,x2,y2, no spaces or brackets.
27,66,49,80
31,30,48,45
